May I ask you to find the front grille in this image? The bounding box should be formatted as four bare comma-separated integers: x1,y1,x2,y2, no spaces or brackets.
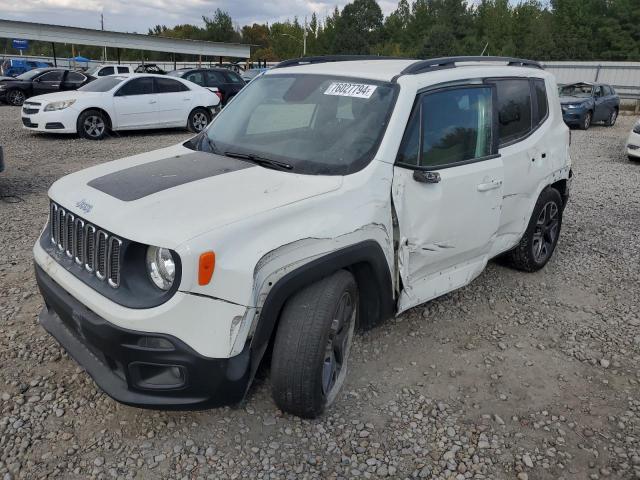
22,107,39,115
49,202,122,288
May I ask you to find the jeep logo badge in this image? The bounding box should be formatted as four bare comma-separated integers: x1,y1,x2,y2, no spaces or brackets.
75,199,93,214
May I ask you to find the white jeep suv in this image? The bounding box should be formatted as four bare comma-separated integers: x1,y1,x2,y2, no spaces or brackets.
34,56,572,418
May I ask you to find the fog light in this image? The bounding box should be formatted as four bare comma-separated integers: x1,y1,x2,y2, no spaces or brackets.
130,363,186,390
136,336,174,350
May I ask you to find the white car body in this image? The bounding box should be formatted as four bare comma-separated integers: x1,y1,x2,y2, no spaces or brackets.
33,57,572,411
627,119,640,160
21,74,220,135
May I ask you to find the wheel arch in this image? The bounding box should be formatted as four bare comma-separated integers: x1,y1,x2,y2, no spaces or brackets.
77,107,113,131
248,240,395,375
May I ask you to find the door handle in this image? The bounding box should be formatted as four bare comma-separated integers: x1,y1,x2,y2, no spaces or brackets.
477,180,502,192
413,170,441,184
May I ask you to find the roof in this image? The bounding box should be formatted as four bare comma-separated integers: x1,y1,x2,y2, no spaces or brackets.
268,59,419,82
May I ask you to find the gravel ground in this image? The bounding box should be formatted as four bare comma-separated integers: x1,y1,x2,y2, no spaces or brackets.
0,105,639,480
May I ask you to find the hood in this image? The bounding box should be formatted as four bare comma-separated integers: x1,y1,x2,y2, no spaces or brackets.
560,95,591,105
28,90,103,103
48,144,343,248
0,76,14,82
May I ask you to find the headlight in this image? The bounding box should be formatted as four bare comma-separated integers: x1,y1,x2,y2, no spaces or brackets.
44,99,76,112
146,246,176,290
633,123,640,134
0,85,6,91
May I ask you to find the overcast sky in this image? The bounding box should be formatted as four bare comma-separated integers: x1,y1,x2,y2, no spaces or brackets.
0,0,401,33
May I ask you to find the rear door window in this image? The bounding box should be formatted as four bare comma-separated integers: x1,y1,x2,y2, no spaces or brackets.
205,71,226,87
116,77,154,96
38,71,64,82
223,71,244,84
155,77,189,93
493,79,532,146
185,71,205,86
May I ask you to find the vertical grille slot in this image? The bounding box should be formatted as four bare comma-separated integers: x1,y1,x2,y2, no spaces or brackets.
65,213,75,258
85,224,96,272
47,201,123,289
108,237,122,288
74,218,85,265
96,230,108,280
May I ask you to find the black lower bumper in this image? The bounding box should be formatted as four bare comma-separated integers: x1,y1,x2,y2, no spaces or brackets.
35,264,252,409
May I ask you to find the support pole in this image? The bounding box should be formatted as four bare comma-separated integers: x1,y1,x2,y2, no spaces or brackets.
173,53,176,71
219,56,222,66
51,42,57,67
116,48,120,65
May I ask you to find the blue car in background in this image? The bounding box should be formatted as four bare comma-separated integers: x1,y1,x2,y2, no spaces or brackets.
560,82,620,130
0,58,53,77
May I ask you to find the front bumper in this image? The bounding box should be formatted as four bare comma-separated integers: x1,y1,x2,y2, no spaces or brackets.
36,264,252,409
561,106,588,126
627,130,640,159
21,107,78,134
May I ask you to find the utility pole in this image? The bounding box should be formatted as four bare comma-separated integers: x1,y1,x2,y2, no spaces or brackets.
303,17,308,56
101,12,107,62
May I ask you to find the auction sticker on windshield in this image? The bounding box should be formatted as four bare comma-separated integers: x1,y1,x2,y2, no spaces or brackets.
324,82,377,99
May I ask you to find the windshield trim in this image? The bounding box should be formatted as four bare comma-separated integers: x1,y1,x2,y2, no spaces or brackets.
197,73,399,176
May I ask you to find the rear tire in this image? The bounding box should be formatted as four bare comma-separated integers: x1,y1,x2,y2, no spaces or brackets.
187,108,211,133
7,89,26,106
630,156,640,162
580,111,592,130
77,110,108,140
506,188,563,272
271,270,358,418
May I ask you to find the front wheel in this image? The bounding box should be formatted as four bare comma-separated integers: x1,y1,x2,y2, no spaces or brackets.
187,108,211,133
580,111,592,130
7,89,26,106
77,110,108,140
605,109,618,127
506,188,563,272
271,270,358,418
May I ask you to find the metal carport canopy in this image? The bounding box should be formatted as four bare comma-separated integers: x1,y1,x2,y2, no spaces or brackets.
0,19,250,58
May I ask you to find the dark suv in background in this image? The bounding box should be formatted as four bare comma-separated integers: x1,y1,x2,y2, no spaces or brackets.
560,82,619,130
168,67,245,105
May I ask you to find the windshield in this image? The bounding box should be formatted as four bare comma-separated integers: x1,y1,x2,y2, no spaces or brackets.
243,69,264,80
560,84,593,98
199,74,397,175
16,69,46,80
79,76,125,92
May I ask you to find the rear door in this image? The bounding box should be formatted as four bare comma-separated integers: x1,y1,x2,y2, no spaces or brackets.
392,84,504,312
112,77,158,129
205,70,228,101
33,70,64,95
61,71,87,91
593,85,608,122
154,77,192,126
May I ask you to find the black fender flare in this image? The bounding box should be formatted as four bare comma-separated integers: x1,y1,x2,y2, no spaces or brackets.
247,240,395,376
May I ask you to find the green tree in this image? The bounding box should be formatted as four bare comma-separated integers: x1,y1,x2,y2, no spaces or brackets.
333,0,383,54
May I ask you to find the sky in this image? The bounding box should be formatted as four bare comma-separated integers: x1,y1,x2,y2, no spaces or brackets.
0,0,400,34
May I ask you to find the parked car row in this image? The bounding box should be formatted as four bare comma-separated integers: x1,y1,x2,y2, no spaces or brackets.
0,68,93,106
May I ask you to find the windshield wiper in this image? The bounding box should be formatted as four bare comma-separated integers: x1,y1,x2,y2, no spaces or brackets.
224,151,293,171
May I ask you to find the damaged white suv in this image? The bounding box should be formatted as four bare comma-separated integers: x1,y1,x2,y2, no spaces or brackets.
34,56,571,418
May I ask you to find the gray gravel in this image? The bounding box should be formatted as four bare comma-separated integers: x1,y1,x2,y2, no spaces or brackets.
1,104,639,480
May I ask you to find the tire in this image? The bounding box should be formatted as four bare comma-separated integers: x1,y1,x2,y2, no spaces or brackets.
271,270,358,418
605,109,618,127
630,156,640,162
7,89,26,106
580,111,592,130
77,110,108,140
187,108,211,133
506,188,563,272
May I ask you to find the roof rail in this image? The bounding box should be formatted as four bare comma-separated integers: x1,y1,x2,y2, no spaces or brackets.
273,55,408,69
401,56,543,75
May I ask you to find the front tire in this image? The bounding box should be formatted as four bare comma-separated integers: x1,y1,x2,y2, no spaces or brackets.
605,109,618,127
506,188,563,272
580,111,592,130
187,108,211,133
7,89,26,106
271,270,358,418
77,110,108,140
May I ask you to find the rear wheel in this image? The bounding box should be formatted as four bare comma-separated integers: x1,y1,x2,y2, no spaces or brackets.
630,156,640,162
187,108,211,133
77,110,108,140
271,270,358,418
506,188,563,272
580,111,592,130
7,89,26,106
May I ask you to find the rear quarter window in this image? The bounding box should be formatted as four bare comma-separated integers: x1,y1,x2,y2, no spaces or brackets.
532,79,548,127
493,79,532,146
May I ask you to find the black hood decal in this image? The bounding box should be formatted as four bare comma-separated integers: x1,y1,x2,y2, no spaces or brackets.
88,151,256,201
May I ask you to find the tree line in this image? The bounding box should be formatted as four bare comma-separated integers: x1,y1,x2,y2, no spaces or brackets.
2,0,639,64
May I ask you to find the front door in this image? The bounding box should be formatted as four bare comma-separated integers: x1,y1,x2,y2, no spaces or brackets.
392,85,504,312
113,77,158,129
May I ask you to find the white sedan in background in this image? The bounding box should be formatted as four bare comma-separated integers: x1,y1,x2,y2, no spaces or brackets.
628,119,640,161
20,74,220,140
